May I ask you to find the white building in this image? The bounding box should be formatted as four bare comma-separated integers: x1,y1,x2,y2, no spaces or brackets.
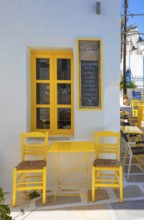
126,32,144,88
0,0,120,191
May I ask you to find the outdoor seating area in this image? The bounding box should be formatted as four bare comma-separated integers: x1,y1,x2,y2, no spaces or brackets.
7,136,144,219
1,108,144,219
1,0,144,219
120,100,144,181
3,99,144,219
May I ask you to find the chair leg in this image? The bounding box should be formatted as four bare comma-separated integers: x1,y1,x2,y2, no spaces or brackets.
42,167,47,205
119,165,123,203
96,170,100,190
12,168,17,207
92,166,95,202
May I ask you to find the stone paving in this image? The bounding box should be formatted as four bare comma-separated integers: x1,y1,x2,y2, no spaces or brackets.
4,137,144,220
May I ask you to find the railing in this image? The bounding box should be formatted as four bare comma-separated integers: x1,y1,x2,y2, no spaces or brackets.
131,75,144,88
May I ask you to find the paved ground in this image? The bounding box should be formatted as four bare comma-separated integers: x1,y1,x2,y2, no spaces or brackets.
5,137,144,220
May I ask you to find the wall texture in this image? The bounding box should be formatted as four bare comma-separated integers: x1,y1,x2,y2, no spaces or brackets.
0,0,120,190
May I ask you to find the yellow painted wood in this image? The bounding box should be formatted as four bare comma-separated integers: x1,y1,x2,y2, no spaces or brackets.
92,131,123,203
12,168,17,207
48,141,95,153
30,50,74,135
12,132,48,207
131,100,140,117
48,141,95,204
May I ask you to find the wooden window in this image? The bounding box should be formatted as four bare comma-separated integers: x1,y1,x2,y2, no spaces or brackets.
30,50,74,135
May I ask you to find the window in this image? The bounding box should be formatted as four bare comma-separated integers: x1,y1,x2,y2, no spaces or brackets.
30,50,74,135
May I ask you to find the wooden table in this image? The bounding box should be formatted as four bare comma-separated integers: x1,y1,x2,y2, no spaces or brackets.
48,141,95,203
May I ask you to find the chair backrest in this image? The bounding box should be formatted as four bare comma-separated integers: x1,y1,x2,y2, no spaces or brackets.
137,105,143,128
21,132,49,161
94,131,120,160
131,100,140,117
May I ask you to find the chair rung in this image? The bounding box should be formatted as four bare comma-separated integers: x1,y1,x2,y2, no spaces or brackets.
16,175,42,180
95,179,119,183
16,186,43,191
16,170,44,174
24,176,42,179
25,144,44,147
98,174,118,177
95,183,119,187
95,167,120,171
17,181,43,185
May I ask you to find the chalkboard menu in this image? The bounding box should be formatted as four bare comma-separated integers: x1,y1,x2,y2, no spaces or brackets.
81,61,99,107
77,39,102,109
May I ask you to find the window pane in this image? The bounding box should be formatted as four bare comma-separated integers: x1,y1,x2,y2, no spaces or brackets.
36,108,50,129
36,84,50,104
58,108,71,129
57,84,71,104
57,59,71,80
36,58,50,80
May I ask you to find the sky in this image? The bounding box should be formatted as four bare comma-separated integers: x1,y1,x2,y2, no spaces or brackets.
121,0,144,34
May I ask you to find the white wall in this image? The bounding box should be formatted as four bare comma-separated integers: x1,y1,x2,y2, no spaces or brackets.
126,55,144,77
0,0,120,190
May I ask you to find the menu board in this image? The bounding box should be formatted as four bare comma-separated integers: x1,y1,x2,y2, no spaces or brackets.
81,61,99,107
78,39,102,109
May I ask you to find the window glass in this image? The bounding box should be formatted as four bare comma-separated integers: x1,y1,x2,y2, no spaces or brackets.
36,108,50,129
57,59,70,80
57,84,71,104
36,58,50,80
57,108,71,129
36,84,50,104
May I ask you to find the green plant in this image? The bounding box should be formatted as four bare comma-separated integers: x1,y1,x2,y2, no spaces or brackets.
0,187,25,220
120,79,137,90
0,187,12,220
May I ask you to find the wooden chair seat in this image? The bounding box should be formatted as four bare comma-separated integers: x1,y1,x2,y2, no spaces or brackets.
93,158,121,167
16,160,46,170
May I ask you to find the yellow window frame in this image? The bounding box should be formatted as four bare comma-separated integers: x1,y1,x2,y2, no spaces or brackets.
30,50,74,135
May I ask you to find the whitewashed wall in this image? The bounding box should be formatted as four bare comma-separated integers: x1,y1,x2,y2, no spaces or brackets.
0,0,120,190
126,55,144,77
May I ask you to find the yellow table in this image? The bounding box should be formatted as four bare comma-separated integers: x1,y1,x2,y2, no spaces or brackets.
48,141,95,203
120,126,143,135
120,110,129,117
120,126,143,142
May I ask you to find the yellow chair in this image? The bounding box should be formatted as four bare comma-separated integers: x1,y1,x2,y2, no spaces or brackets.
130,104,144,129
12,132,48,207
131,100,140,117
92,131,123,203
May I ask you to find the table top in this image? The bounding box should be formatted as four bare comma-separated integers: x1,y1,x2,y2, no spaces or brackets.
120,126,143,134
48,141,95,153
120,110,129,116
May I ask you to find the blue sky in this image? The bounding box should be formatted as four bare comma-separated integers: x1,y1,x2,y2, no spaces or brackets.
121,0,144,34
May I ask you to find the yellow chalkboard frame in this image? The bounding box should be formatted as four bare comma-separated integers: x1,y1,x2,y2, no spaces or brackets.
77,38,102,110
